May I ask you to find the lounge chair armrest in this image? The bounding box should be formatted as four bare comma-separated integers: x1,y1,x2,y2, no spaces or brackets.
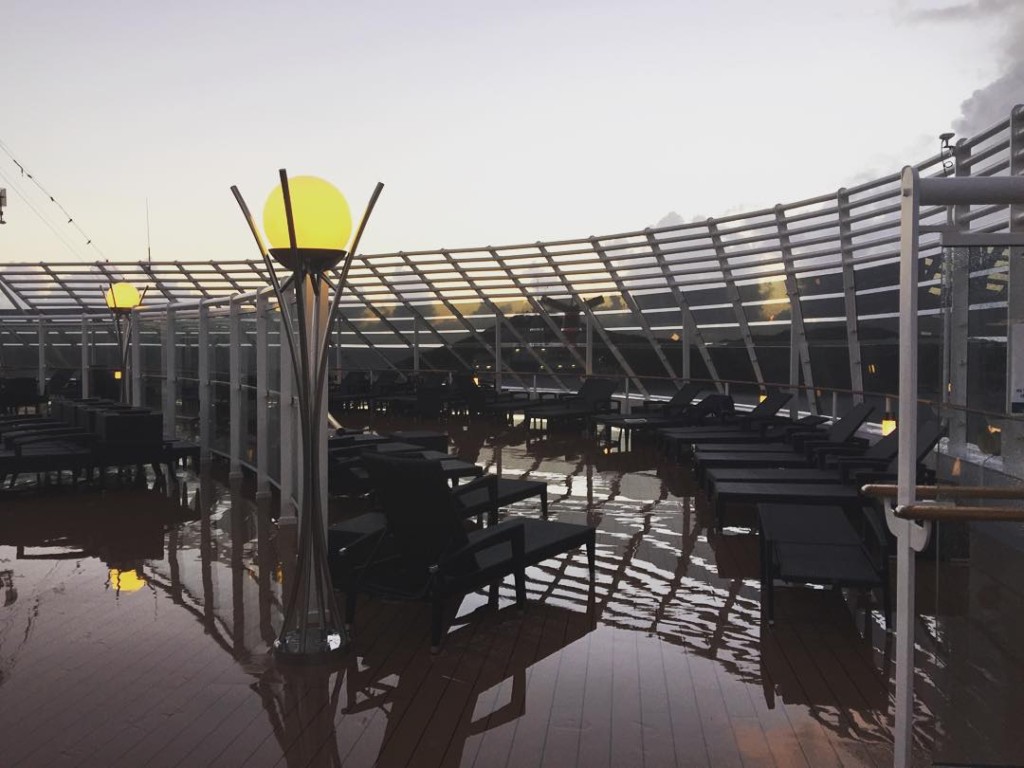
9,428,90,446
453,474,502,525
836,457,890,482
439,519,526,568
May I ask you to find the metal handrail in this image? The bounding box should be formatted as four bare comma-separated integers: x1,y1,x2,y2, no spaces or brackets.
894,505,1024,522
861,484,1024,500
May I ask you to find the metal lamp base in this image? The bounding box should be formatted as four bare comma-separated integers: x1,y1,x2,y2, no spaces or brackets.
273,629,348,665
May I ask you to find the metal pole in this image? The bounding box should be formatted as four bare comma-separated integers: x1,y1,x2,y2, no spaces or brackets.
163,306,177,439
198,304,210,462
279,286,297,525
256,293,270,499
81,318,90,399
130,310,142,407
37,319,45,399
229,298,242,481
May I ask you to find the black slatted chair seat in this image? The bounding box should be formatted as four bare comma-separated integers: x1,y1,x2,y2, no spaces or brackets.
757,502,890,627
774,542,881,585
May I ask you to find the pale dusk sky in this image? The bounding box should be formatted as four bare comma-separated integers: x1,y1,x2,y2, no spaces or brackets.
0,0,1020,263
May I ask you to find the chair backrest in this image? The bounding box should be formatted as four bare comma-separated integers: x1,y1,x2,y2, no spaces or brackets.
745,390,792,420
689,393,734,420
824,402,876,443
576,378,617,405
362,453,470,576
665,382,704,411
863,429,900,460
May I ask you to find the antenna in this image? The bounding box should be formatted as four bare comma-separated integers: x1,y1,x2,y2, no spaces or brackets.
145,198,151,262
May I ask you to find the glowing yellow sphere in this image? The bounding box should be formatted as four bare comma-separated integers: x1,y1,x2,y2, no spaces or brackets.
262,175,352,251
104,282,142,311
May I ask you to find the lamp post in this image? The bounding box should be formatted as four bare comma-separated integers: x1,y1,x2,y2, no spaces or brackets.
104,281,144,404
231,170,383,662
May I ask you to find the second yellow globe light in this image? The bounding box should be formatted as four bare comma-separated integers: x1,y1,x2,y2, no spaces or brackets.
104,281,143,313
262,175,353,271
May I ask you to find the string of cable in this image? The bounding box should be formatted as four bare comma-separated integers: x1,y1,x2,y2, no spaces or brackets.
0,137,106,260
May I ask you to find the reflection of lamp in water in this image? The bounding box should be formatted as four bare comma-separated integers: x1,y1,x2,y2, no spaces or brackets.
108,567,147,595
232,171,384,662
104,281,146,404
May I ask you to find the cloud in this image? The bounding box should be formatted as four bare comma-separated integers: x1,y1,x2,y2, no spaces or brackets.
903,0,1019,22
899,0,1024,137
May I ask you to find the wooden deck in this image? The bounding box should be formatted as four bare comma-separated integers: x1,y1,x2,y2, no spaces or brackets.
1,419,1021,767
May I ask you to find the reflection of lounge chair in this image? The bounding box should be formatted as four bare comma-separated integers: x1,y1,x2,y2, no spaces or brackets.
337,454,592,649
518,378,619,429
341,600,595,766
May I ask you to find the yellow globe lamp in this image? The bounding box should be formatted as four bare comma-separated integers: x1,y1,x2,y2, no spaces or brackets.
262,175,352,271
881,413,897,436
104,282,142,313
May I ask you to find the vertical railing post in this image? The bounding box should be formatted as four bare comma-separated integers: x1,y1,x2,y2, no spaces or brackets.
789,322,799,421
680,312,691,382
229,298,242,480
495,315,503,390
709,218,765,389
256,293,270,499
585,312,593,376
413,314,420,374
776,204,817,415
37,318,45,399
837,189,866,405
198,303,211,462
130,310,142,407
163,306,177,439
81,317,91,399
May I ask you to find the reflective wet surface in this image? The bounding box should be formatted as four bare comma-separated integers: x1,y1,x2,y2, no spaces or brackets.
1,416,1022,767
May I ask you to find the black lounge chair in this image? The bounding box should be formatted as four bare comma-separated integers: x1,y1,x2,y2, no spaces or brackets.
659,414,827,461
707,419,943,530
659,391,794,456
758,503,891,628
338,454,594,650
691,401,876,484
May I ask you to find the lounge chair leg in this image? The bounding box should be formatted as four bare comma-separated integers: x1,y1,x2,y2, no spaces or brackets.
345,590,357,626
431,598,444,651
540,487,548,519
586,535,595,577
514,569,526,608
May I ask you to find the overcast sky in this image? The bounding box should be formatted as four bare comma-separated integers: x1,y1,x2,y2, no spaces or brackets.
0,0,1020,263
